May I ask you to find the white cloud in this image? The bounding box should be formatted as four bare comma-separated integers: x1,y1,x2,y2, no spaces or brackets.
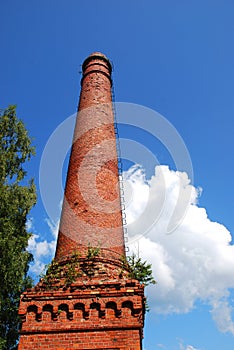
26,218,34,231
27,219,59,276
178,339,201,350
45,217,60,239
29,163,234,335
124,164,234,334
156,340,200,350
211,299,234,334
28,234,56,259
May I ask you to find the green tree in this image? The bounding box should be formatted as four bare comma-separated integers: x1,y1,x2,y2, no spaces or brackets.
0,106,36,349
123,253,156,286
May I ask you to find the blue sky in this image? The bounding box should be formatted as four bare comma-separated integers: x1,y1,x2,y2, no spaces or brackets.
1,1,234,349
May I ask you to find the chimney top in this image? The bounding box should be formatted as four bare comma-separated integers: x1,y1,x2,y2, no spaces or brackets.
82,52,112,74
89,51,108,58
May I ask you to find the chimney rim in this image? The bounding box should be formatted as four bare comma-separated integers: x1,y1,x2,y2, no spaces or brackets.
82,52,112,73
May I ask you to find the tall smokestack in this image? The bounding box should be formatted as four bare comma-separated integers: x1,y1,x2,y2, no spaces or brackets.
18,54,145,350
55,52,125,261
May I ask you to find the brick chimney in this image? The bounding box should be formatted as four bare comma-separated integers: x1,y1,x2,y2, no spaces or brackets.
55,52,125,261
18,53,145,350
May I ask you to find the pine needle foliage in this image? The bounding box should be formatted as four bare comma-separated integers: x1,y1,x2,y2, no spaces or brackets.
122,253,156,286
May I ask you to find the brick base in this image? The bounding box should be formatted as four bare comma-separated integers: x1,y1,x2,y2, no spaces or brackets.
18,258,144,350
19,329,141,350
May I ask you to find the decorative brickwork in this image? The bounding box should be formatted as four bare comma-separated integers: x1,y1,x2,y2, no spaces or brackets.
18,53,145,349
19,256,145,349
19,271,144,349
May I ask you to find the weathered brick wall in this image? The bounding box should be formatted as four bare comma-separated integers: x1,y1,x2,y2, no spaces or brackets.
18,53,145,350
19,329,141,350
19,275,144,350
55,52,125,261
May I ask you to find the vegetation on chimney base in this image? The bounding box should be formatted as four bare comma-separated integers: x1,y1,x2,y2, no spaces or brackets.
121,253,156,286
40,246,156,304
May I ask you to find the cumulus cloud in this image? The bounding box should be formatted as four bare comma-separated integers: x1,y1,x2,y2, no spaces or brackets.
156,341,200,350
181,345,201,350
29,163,234,334
211,299,234,334
27,219,59,276
124,164,234,334
45,217,60,240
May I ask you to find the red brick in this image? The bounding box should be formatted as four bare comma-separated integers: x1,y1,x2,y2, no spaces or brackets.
18,53,145,350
